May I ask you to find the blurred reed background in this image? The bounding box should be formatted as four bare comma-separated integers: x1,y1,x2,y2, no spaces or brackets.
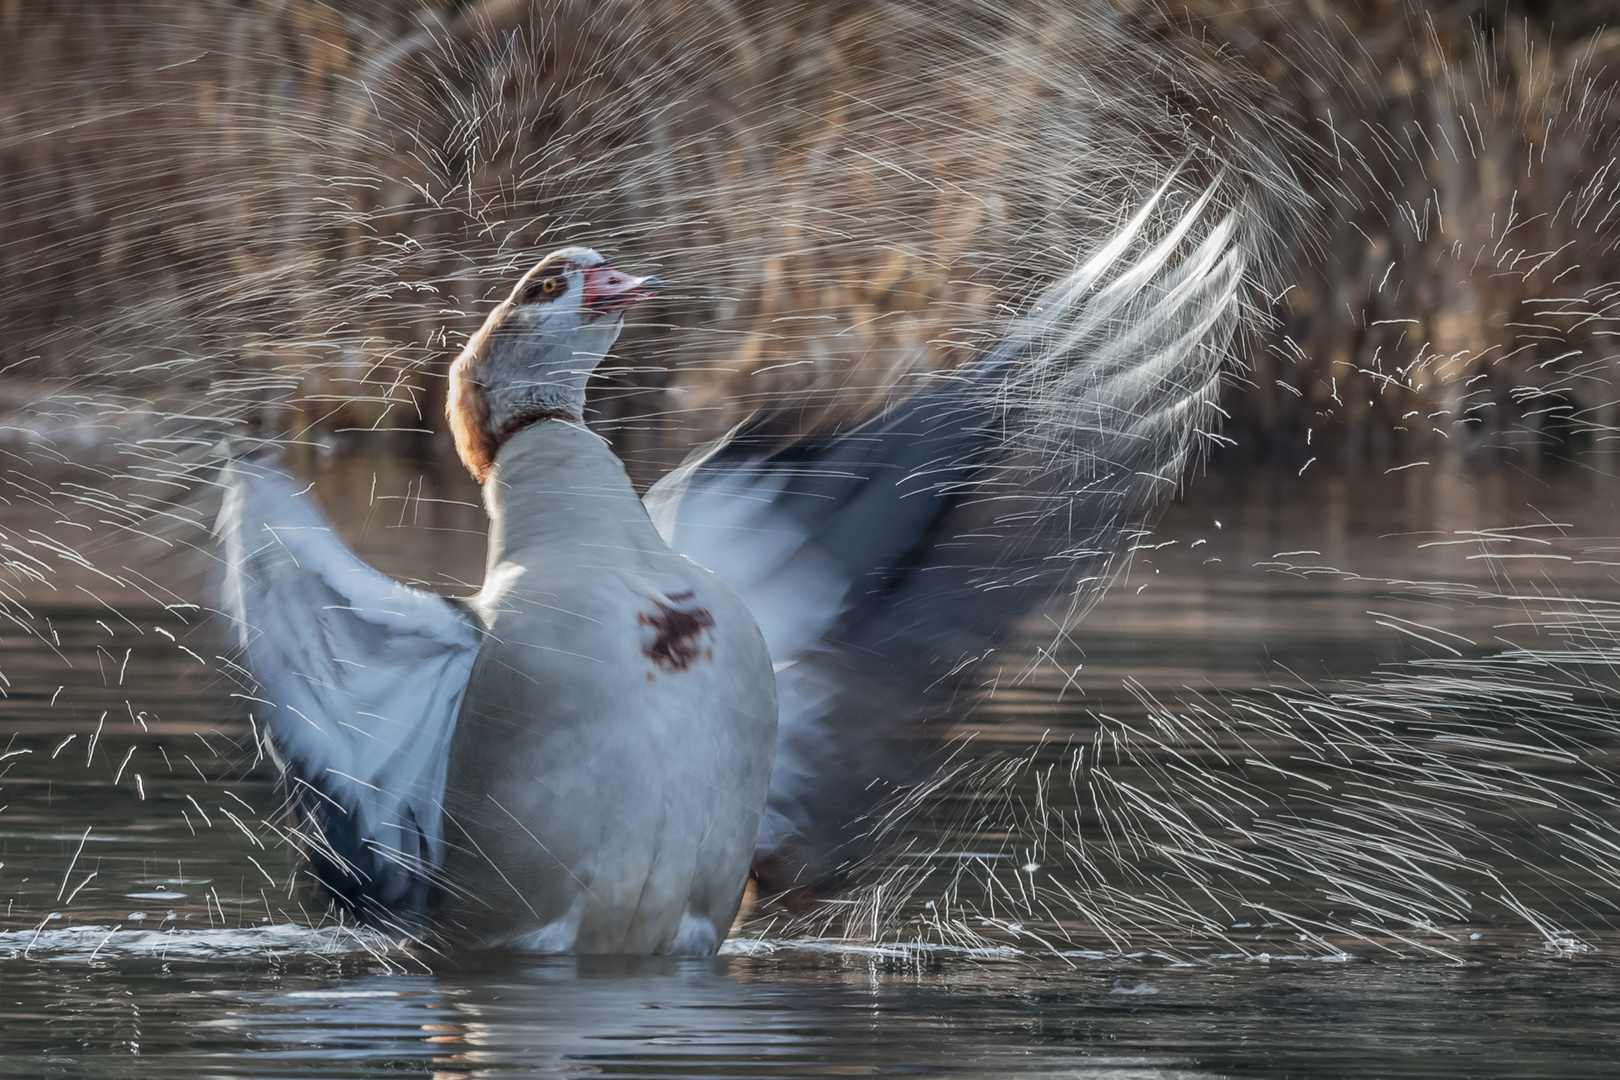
1159,0,1620,462
3,0,1615,478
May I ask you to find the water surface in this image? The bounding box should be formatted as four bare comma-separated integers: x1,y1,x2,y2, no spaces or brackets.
2,453,1619,1077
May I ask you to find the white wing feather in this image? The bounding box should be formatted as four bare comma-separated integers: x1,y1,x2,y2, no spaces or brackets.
647,175,1253,892
217,460,480,920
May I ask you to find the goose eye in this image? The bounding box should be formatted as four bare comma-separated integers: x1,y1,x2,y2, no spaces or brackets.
523,276,565,303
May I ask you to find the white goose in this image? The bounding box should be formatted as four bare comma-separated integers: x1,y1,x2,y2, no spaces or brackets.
219,179,1251,953
222,248,776,955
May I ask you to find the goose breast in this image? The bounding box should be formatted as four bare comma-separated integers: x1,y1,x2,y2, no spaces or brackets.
432,420,777,955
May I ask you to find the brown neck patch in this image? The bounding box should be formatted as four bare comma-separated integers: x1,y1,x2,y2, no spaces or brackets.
448,365,581,483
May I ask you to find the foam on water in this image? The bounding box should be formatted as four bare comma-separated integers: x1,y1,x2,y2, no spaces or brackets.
0,922,404,964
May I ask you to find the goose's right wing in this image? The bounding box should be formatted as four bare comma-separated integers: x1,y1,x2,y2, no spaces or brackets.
217,460,481,927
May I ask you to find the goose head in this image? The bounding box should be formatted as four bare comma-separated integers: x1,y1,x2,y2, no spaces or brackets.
448,247,661,482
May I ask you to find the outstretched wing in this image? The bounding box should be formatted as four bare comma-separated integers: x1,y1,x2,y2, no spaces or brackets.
646,175,1251,895
216,460,481,928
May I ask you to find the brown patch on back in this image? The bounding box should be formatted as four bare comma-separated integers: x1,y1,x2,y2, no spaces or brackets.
637,592,715,672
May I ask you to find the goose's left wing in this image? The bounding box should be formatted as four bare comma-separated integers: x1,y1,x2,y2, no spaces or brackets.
647,177,1250,896
217,460,480,927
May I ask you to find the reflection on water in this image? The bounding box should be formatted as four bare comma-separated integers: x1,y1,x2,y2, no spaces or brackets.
1,452,1619,1075
0,934,1615,1077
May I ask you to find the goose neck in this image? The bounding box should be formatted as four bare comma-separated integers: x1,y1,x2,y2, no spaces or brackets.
481,419,642,565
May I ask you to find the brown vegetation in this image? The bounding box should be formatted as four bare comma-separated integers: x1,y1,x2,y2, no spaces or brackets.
1,0,1616,469
1155,0,1620,461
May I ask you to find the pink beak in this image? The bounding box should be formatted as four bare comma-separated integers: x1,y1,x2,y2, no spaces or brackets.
583,265,662,315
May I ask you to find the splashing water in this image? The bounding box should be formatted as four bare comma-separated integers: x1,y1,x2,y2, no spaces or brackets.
1,0,1619,978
